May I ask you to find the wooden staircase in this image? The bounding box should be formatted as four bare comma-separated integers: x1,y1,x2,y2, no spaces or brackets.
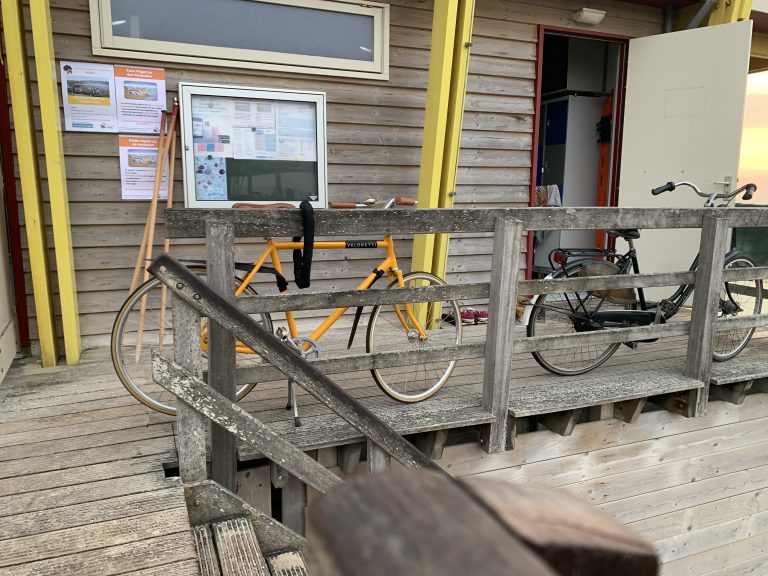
194,516,308,576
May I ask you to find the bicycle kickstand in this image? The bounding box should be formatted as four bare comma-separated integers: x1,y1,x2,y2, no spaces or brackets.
286,380,301,427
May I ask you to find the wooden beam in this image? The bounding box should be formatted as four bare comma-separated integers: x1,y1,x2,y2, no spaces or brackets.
173,297,208,483
411,0,459,276
29,0,81,365
481,218,523,453
153,354,343,494
432,0,476,281
207,222,237,492
613,398,647,424
367,439,392,472
710,380,753,404
337,443,363,475
415,429,449,460
686,216,729,416
0,0,58,366
165,206,768,238
538,409,582,437
282,474,307,536
652,390,697,417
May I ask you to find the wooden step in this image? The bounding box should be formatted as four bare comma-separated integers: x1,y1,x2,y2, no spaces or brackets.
193,525,221,576
711,354,768,386
509,369,703,417
266,551,309,576
212,517,270,576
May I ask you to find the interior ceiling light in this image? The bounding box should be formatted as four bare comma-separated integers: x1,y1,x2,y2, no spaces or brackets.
572,8,606,25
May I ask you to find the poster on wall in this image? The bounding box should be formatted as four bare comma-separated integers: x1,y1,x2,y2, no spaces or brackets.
179,83,327,208
60,61,117,132
115,66,167,133
118,135,169,200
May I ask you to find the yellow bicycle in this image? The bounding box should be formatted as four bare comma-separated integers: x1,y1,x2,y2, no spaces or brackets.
111,197,463,415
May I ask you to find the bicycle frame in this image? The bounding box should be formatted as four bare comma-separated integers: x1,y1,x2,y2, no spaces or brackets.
226,235,428,353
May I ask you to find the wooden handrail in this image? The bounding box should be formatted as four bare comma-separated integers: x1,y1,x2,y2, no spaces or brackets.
149,253,442,474
166,206,768,238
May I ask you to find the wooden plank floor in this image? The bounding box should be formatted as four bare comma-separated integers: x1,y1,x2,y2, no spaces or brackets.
1,319,766,574
0,354,198,576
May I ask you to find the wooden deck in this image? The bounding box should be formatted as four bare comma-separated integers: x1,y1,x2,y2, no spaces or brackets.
0,353,198,576
1,323,767,574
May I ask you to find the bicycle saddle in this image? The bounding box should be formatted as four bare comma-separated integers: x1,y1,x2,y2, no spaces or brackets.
607,228,640,240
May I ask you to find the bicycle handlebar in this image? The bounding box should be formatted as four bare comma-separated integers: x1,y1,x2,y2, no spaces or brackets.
329,196,418,209
651,180,757,205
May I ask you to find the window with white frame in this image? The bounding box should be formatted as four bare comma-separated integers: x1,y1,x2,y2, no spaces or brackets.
90,0,389,79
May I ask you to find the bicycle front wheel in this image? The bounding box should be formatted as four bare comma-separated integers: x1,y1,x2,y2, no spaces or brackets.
111,269,273,415
713,255,763,361
527,260,632,376
366,272,462,402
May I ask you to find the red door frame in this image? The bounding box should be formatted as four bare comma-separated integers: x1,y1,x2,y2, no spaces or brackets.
525,26,631,279
0,55,31,347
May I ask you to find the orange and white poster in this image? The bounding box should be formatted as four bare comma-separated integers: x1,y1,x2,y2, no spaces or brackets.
118,135,169,200
115,66,166,133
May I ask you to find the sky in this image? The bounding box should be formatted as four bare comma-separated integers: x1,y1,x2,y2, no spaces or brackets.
739,71,768,203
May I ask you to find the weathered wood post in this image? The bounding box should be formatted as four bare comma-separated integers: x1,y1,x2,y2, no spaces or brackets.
481,217,523,453
686,215,729,417
206,221,238,491
173,293,207,482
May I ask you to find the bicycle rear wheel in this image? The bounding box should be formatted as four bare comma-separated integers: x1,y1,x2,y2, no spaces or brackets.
366,272,462,402
527,260,634,376
713,255,762,361
111,269,273,415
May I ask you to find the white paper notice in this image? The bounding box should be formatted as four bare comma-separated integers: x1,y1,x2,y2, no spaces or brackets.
115,66,166,133
60,61,117,132
119,135,169,200
276,101,317,161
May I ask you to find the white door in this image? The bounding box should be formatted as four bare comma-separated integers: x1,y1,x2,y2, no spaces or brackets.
618,21,753,292
0,161,18,383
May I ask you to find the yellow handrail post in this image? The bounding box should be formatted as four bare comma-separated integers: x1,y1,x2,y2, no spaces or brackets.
708,0,753,25
1,0,59,366
411,0,459,276
30,0,82,364
432,0,475,282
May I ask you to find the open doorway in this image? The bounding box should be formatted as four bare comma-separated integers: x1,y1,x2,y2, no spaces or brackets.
529,30,628,276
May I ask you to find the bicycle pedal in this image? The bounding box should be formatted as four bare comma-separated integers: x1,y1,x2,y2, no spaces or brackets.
659,299,676,315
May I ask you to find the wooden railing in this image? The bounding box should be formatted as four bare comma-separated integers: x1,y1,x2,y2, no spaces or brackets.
152,206,768,511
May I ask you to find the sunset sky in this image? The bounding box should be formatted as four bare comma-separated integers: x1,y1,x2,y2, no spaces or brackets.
739,71,768,203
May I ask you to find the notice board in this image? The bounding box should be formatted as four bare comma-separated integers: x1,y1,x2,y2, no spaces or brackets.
179,83,327,208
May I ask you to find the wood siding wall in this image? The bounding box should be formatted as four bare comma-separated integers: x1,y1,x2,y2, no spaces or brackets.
439,393,768,574
8,0,660,348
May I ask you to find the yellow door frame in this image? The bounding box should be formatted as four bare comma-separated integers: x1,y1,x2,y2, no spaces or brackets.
1,0,58,366
30,0,82,365
412,0,475,280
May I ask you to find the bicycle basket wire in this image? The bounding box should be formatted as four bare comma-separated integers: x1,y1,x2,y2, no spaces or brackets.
575,261,637,304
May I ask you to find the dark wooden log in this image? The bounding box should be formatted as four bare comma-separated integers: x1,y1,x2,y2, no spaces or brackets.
165,206,768,238
686,216,729,416
462,477,659,576
307,470,559,576
481,217,522,453
710,380,753,405
282,474,307,536
614,398,647,424
207,221,237,493
337,443,363,475
153,354,342,494
149,254,441,473
539,409,582,437
415,429,449,460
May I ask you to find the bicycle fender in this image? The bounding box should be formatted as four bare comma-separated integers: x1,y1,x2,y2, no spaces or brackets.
519,273,554,326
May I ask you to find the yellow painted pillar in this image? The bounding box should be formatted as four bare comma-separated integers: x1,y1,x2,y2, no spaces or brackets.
1,0,59,366
411,0,459,275
708,0,752,25
30,0,82,364
432,0,475,282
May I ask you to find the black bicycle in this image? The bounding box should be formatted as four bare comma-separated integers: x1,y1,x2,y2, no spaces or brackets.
527,180,762,376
